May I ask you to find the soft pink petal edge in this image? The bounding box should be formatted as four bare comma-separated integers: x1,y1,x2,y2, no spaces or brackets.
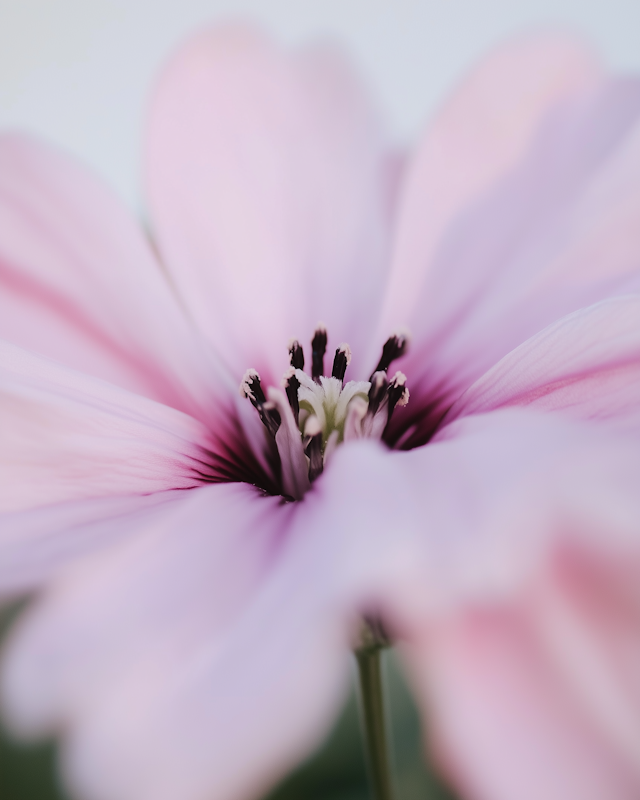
0,134,234,424
380,30,603,334
145,23,393,383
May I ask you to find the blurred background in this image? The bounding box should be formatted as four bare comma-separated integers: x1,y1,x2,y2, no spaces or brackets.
2,0,640,211
1,0,640,798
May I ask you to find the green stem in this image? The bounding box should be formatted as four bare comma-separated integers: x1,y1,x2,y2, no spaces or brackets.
356,641,395,800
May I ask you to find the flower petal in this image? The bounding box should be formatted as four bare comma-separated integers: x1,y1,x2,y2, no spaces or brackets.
387,74,640,444
381,31,602,334
0,492,191,598
446,294,640,429
310,410,640,621
403,606,640,800
145,25,391,382
2,483,351,800
0,134,234,424
311,413,640,800
0,341,222,513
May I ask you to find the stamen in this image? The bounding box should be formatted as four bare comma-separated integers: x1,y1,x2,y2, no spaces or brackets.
304,416,324,482
266,387,310,500
387,371,409,421
288,339,305,371
367,371,388,418
372,332,409,378
241,330,410,499
282,366,300,425
239,368,266,404
311,325,327,382
331,343,352,383
240,369,281,438
344,396,367,441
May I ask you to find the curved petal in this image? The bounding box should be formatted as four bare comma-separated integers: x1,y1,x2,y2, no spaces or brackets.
0,341,223,513
0,134,234,425
381,31,602,334
388,77,640,445
145,25,391,384
446,294,640,429
2,483,351,800
0,492,192,599
310,413,640,800
309,410,640,622
402,606,640,800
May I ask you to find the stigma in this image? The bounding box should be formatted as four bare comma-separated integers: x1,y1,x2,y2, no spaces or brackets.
240,326,409,499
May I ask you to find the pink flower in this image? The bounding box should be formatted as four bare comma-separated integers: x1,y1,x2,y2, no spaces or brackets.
2,23,640,800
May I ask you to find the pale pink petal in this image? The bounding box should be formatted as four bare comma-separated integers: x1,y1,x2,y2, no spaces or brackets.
0,134,234,424
388,78,640,446
446,294,640,428
0,492,192,598
381,31,602,333
0,341,224,513
309,410,640,622
311,414,640,799
402,607,640,800
145,25,391,383
2,483,351,800
532,548,640,773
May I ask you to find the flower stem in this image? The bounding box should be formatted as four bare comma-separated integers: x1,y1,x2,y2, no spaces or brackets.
356,620,395,800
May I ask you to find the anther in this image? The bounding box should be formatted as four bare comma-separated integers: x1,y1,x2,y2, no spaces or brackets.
282,366,300,425
288,339,305,371
240,369,281,438
331,343,352,383
240,368,265,404
372,332,409,379
304,416,324,482
367,370,388,417
311,325,327,382
387,371,409,421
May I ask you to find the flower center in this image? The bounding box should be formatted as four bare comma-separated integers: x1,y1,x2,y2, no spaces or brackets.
240,325,409,499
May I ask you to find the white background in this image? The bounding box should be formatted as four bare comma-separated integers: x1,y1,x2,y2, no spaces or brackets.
1,0,639,210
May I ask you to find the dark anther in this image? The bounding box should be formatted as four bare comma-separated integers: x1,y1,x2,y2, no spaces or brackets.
371,333,408,379
367,370,388,417
243,371,266,405
387,372,409,422
331,344,350,383
305,430,324,483
289,340,305,371
283,368,300,425
311,326,327,382
241,370,281,438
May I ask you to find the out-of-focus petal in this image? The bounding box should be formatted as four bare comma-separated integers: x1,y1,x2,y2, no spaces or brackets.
0,134,234,425
0,341,222,513
388,78,640,445
446,294,640,428
381,32,602,333
309,413,640,800
145,24,391,383
402,606,640,800
309,410,640,621
2,484,351,800
0,492,192,598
